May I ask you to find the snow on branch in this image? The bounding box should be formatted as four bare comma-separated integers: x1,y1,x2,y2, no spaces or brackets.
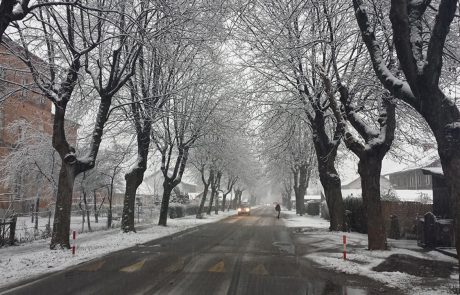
352,0,419,109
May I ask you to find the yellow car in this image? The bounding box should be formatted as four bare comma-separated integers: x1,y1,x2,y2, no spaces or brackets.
237,204,251,215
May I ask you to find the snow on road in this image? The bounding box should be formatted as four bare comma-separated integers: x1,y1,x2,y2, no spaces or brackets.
282,210,459,295
0,211,236,288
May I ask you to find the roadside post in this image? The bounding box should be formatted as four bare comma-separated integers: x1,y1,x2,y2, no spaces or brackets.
343,235,347,260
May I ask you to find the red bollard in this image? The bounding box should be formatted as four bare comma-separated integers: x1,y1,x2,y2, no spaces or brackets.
72,231,76,256
343,235,347,260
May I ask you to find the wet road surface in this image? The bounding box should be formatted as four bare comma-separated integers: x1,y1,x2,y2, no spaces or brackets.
1,207,393,295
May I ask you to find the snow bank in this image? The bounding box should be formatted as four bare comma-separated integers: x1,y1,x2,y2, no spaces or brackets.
0,210,236,288
282,210,459,294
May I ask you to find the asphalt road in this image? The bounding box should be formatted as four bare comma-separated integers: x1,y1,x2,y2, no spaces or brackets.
2,207,393,295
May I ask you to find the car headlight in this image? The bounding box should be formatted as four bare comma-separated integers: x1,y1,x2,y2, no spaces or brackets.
245,208,250,212
238,208,242,212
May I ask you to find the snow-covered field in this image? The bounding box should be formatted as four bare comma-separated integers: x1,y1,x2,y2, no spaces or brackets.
0,210,236,288
282,210,459,295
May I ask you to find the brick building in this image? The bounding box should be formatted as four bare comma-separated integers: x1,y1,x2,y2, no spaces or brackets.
0,39,78,212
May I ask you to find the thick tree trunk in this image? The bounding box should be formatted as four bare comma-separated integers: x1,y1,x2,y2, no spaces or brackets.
158,181,174,226
197,184,210,218
294,167,308,215
50,164,76,249
222,193,228,211
311,110,345,231
121,167,145,232
207,189,216,215
359,156,387,250
436,131,460,277
319,168,345,231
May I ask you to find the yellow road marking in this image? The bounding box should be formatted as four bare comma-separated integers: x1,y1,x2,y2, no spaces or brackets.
208,260,225,272
120,259,146,273
250,264,269,275
79,260,106,272
164,257,185,272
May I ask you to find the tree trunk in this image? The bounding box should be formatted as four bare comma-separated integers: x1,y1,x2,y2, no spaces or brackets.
207,189,215,215
83,191,91,232
222,193,228,211
359,155,387,250
213,172,221,215
320,171,345,231
435,129,460,275
319,168,345,231
107,187,113,229
33,194,40,231
197,184,210,218
80,201,85,232
294,166,308,216
311,110,345,231
197,169,213,218
50,164,76,249
121,167,145,232
93,190,98,223
158,181,174,226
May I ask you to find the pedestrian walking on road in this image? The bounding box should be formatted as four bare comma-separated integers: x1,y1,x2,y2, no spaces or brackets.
275,203,281,219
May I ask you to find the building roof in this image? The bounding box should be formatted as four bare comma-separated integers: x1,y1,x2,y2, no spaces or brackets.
341,176,392,190
421,167,444,176
385,159,441,177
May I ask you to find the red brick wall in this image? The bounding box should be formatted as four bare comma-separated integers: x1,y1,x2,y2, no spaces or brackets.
381,201,432,238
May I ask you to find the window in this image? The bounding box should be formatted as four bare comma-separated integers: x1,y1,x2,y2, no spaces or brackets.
426,175,431,185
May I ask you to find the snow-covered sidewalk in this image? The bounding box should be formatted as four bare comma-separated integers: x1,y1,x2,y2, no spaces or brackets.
0,211,236,288
282,210,459,295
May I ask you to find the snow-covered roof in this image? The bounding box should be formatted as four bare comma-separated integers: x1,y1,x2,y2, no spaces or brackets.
290,194,321,201
343,189,432,203
384,153,440,176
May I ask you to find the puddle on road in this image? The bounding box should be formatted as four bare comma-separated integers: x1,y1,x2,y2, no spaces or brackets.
343,286,368,295
305,280,369,295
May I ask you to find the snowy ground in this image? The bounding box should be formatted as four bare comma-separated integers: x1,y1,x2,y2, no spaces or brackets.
282,210,460,295
0,210,236,288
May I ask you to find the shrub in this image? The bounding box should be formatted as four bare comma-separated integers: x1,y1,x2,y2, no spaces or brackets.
306,201,320,216
343,197,367,233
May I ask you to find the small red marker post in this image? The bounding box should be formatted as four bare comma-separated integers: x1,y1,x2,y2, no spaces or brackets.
71,231,76,256
343,235,347,260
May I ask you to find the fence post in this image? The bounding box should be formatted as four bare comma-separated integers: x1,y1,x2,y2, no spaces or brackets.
343,235,347,260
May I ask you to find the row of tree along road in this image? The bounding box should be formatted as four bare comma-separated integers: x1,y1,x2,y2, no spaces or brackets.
0,0,459,281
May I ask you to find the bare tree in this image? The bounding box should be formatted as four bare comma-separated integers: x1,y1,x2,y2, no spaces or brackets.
352,0,460,262
7,0,143,248
235,0,346,230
